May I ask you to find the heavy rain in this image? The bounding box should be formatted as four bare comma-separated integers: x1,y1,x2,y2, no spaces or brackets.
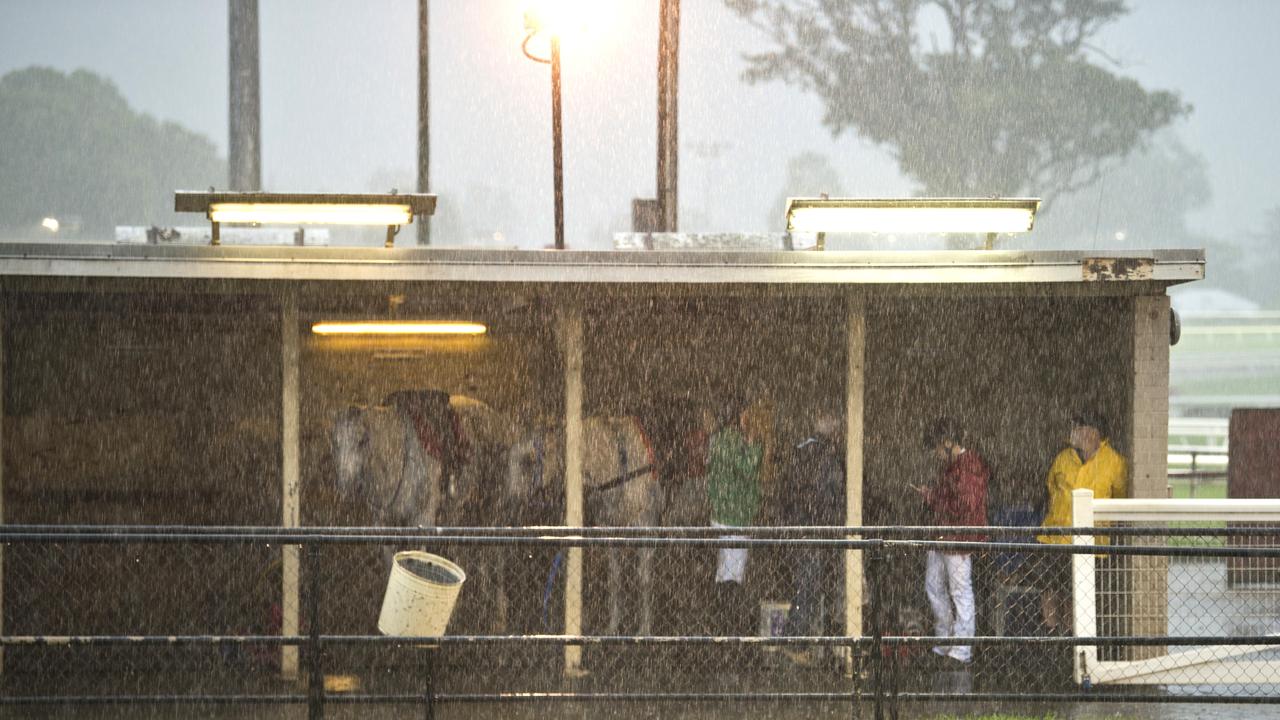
1,1,1279,719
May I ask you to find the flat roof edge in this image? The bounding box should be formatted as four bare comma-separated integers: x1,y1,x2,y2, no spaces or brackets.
0,243,1205,286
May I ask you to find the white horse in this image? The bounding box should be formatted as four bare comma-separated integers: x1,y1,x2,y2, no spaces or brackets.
332,390,521,523
506,416,665,635
330,392,520,608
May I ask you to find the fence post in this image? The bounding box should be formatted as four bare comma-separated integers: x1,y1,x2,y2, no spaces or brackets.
306,542,324,720
867,541,885,720
423,647,436,720
1071,488,1097,685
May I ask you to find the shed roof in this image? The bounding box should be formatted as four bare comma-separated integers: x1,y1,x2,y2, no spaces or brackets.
0,242,1202,289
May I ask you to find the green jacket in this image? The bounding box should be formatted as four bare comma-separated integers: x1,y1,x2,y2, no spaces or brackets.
707,427,763,527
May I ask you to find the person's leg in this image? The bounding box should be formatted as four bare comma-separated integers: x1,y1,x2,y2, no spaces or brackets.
945,553,975,663
785,549,821,637
924,550,954,658
1038,553,1072,635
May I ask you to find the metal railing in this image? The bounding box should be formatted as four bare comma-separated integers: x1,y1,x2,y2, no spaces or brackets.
1,524,1279,719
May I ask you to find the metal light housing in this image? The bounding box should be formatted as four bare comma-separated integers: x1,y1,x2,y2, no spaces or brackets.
175,191,436,247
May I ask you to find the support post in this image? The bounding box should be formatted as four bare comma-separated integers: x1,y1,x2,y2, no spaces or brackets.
416,0,431,246
1128,294,1170,660
867,543,884,720
844,299,866,673
306,543,324,719
656,0,680,231
558,310,585,675
0,302,5,674
1071,488,1097,685
228,0,262,191
551,36,565,250
281,293,302,679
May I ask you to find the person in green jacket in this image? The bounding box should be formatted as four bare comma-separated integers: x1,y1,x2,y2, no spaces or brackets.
706,400,764,634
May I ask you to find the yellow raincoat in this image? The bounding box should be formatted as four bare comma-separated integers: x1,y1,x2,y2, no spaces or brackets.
1037,440,1128,545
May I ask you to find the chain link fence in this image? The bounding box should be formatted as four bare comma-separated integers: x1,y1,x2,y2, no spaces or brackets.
1,526,1278,717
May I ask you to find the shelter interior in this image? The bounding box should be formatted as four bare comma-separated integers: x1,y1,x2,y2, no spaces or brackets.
3,280,1139,643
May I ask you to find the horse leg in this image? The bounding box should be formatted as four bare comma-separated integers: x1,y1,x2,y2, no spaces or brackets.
638,546,655,636
493,548,510,634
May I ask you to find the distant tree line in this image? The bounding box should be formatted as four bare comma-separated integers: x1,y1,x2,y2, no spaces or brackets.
0,67,224,238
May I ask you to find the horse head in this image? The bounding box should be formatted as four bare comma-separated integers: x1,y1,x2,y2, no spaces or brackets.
331,406,370,500
505,422,563,525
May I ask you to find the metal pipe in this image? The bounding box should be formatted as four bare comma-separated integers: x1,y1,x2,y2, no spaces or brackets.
417,0,431,246
7,634,1276,648
9,523,1276,538
306,544,324,720
228,0,261,191
551,36,565,250
656,0,680,231
7,691,1280,707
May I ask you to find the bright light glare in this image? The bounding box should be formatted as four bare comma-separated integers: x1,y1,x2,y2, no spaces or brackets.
524,0,597,38
209,203,413,226
312,321,487,336
41,217,60,232
786,198,1039,235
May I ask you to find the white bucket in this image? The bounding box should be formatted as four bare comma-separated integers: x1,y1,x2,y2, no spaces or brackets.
377,551,466,637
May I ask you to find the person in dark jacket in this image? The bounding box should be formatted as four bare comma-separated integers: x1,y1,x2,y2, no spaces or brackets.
913,418,989,667
780,405,843,665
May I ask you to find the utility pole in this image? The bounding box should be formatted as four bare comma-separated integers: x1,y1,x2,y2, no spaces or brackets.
417,0,431,245
551,35,565,250
656,0,680,232
228,0,262,191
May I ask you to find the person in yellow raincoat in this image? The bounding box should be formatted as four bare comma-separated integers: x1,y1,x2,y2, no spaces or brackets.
1035,411,1128,635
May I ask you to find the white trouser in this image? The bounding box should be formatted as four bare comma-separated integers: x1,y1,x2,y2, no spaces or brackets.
925,550,975,663
712,521,749,584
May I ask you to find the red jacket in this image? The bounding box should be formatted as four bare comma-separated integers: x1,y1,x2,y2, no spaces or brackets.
922,449,989,543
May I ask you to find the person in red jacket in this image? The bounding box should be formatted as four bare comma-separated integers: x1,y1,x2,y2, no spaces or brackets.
912,418,990,667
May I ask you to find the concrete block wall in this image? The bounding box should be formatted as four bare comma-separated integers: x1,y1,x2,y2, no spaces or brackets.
1127,293,1171,659
1130,294,1171,500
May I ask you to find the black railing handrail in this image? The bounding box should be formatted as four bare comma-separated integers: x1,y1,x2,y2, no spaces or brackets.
6,633,1277,648
5,527,1280,717
4,523,1280,538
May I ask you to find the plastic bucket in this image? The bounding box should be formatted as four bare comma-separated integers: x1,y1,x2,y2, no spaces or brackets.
377,551,466,637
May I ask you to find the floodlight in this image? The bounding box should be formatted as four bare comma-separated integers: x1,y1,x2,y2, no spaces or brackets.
175,191,436,247
785,198,1040,247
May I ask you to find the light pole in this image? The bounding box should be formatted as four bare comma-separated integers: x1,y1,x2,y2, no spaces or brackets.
523,11,566,250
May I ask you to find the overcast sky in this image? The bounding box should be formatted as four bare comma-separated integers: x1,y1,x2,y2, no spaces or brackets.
2,0,1278,249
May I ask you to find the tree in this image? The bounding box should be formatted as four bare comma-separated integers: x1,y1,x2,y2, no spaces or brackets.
726,0,1189,202
768,152,845,230
1036,132,1211,248
0,67,225,237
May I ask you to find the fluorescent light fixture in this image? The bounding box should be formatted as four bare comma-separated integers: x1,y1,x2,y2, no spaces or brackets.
786,197,1040,235
311,321,487,336
209,203,412,226
41,217,60,232
175,191,436,246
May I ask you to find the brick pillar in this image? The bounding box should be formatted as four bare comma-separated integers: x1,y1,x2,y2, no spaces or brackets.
1127,294,1170,659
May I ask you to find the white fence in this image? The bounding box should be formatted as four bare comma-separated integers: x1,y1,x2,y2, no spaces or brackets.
1071,489,1280,686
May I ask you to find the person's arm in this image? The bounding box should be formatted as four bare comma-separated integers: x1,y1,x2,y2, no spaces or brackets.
1041,455,1059,527
1113,455,1129,499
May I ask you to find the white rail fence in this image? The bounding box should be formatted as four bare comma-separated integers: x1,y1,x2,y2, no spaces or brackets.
1071,489,1280,686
